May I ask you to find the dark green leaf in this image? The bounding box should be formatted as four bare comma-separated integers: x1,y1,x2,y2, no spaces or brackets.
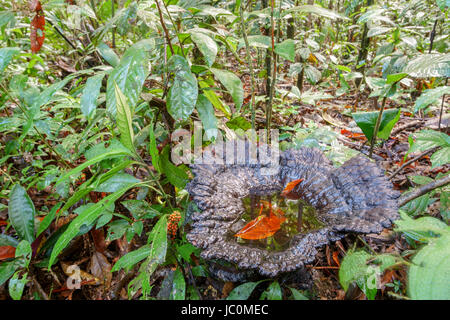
167,55,198,121
97,42,120,67
160,146,189,189
274,39,295,62
81,73,105,119
114,82,136,154
8,185,35,243
211,68,244,111
196,94,218,141
0,47,20,73
351,108,400,141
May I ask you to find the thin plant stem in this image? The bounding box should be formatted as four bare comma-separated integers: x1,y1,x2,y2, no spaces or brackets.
369,96,387,158
239,3,256,130
155,0,174,55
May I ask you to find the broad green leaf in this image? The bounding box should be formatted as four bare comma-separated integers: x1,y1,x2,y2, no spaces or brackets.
114,82,136,154
394,211,449,237
190,33,218,67
409,130,450,153
167,55,198,121
227,280,264,300
81,73,105,119
48,182,144,268
285,5,349,20
122,200,160,220
274,39,295,62
430,147,450,169
414,86,450,113
238,35,271,49
351,108,401,141
106,219,129,241
133,215,168,290
339,250,372,292
211,68,244,111
0,47,20,73
404,53,450,78
199,81,231,117
408,233,450,299
8,271,28,300
386,73,408,84
8,185,35,243
0,260,20,286
170,268,186,300
304,65,321,84
15,240,31,269
55,144,133,187
260,281,282,300
0,234,19,247
160,146,189,189
0,11,15,29
196,94,218,141
111,244,150,272
226,116,252,131
106,43,150,116
97,42,120,67
95,173,141,193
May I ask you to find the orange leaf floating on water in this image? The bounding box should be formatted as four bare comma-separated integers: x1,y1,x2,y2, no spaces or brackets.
235,202,286,240
280,178,304,199
0,246,16,261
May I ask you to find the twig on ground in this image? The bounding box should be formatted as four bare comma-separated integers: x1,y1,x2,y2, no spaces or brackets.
398,174,450,207
388,147,438,180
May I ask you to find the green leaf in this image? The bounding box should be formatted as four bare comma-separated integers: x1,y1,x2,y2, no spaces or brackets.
351,108,400,141
48,182,144,268
95,173,141,193
111,245,150,272
0,47,20,73
122,200,160,220
148,120,161,173
409,130,450,153
196,94,218,141
238,35,271,49
15,240,31,269
414,86,450,113
170,268,186,300
8,185,35,243
37,203,62,237
274,39,296,62
167,55,198,121
285,5,349,20
8,271,28,300
404,53,450,78
190,33,218,67
0,260,20,286
199,81,231,117
226,116,252,131
97,42,120,67
227,280,264,300
430,147,450,169
114,82,136,154
134,215,168,285
260,281,282,300
339,250,372,292
55,143,133,187
289,287,309,300
81,73,105,119
394,211,449,238
0,234,19,247
106,44,150,116
408,233,450,299
386,73,408,84
304,65,321,84
211,68,244,111
106,219,130,241
160,146,189,189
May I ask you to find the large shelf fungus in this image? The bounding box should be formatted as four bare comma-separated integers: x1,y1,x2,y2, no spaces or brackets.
185,140,400,281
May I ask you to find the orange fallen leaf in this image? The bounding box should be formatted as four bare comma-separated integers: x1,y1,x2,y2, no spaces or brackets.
0,246,16,260
235,202,286,240
280,178,304,199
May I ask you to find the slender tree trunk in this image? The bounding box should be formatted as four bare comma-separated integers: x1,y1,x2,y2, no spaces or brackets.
355,0,374,87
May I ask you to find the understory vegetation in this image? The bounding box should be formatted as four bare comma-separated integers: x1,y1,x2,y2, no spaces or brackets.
0,0,449,300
